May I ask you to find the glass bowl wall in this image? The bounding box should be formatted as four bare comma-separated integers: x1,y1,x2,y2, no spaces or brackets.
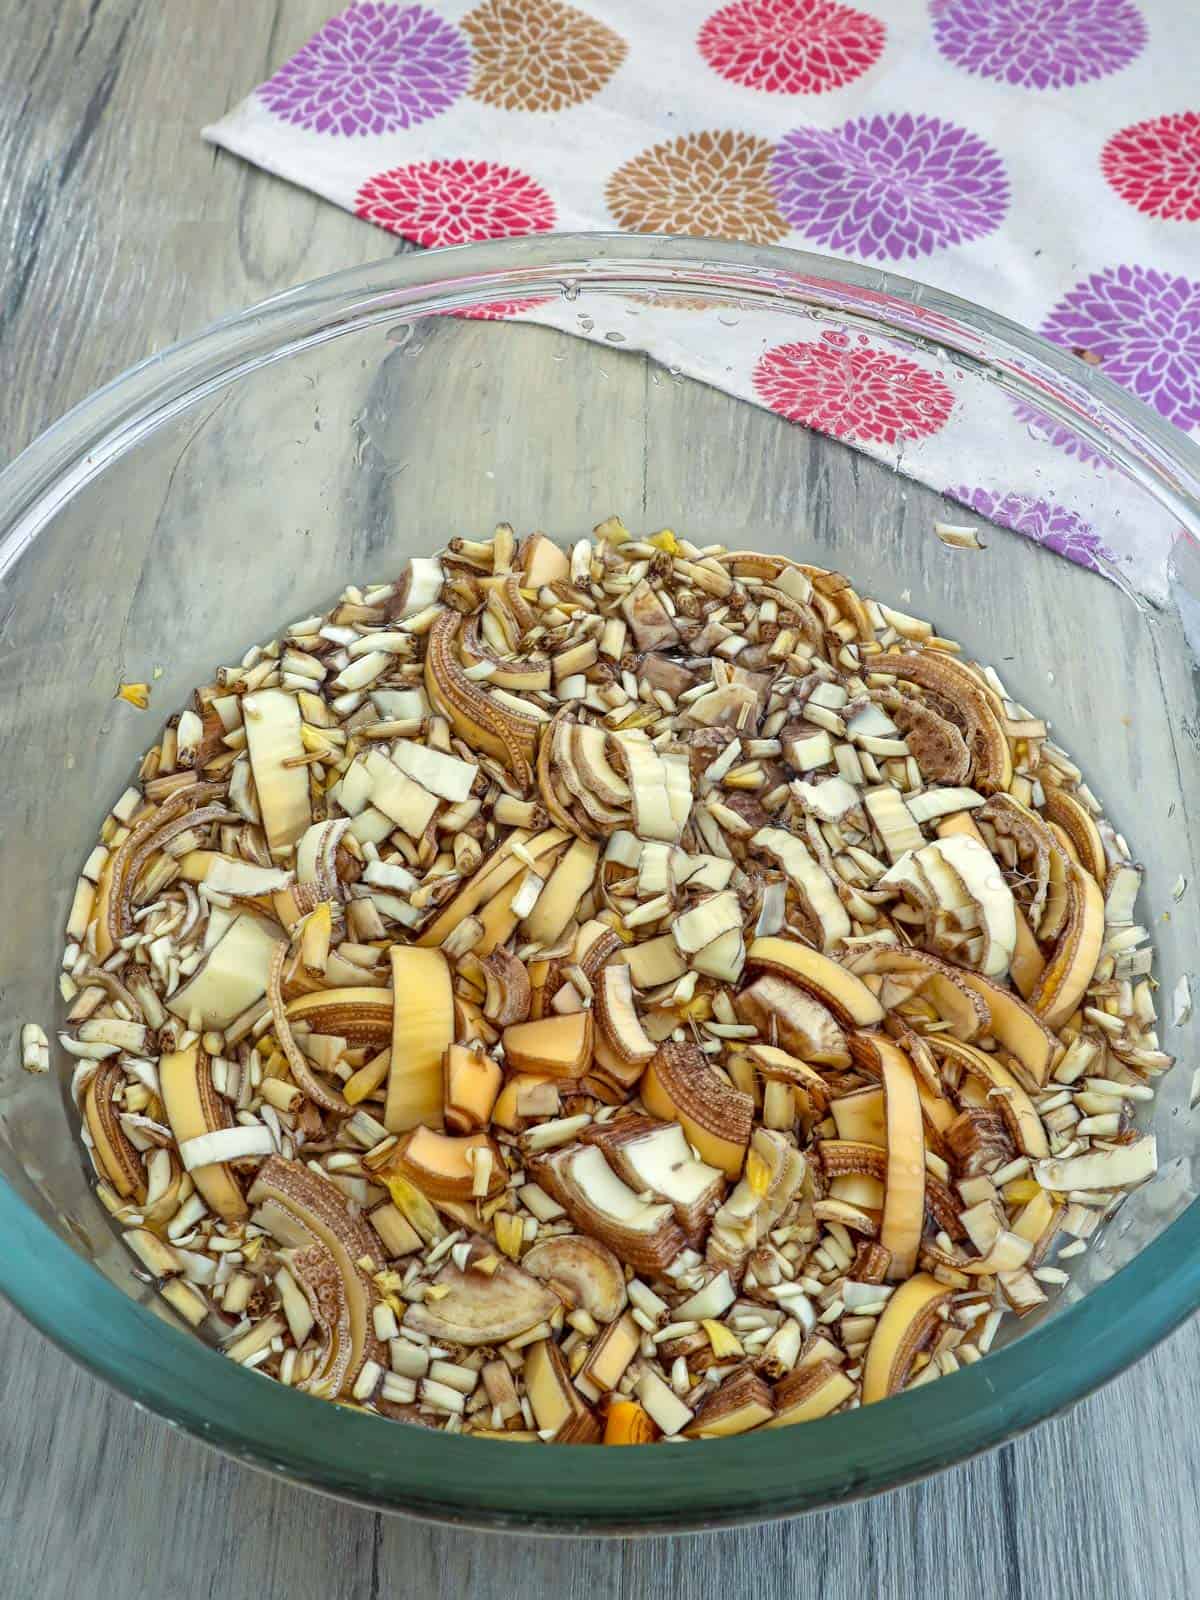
1,234,1198,1531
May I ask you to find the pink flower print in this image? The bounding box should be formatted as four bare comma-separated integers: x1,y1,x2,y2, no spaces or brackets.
754,333,956,444
698,0,886,95
354,160,557,246
1102,113,1200,222
454,298,552,320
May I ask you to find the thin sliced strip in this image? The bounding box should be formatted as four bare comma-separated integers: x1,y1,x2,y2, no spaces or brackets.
1041,786,1108,885
938,811,1045,997
1027,862,1105,1030
160,1044,247,1219
85,1064,146,1201
268,943,351,1117
929,1036,1049,1159
951,966,1062,1084
858,1036,925,1279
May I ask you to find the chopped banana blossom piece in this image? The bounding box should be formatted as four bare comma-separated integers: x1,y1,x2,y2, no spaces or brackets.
54,524,1170,1444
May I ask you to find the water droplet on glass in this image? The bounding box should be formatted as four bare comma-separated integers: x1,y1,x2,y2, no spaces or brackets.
578,315,594,332
604,331,625,344
561,280,580,301
386,324,414,349
717,315,739,328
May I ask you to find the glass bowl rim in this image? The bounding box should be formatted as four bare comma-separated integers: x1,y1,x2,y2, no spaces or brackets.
2,232,1198,1530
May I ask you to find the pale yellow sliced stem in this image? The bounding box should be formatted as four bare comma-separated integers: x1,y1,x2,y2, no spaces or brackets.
385,947,453,1132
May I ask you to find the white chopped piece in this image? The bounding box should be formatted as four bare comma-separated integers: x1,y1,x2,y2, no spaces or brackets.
1034,1136,1157,1193
420,1378,467,1415
674,1272,735,1322
933,522,986,550
1172,975,1192,1028
905,787,985,824
381,1374,418,1405
428,1359,479,1395
362,859,419,894
794,776,860,822
634,1367,693,1436
671,890,742,955
178,1125,276,1171
786,730,835,770
388,739,477,802
520,1114,592,1152
841,1281,895,1311
20,1023,50,1075
628,1280,670,1322
509,872,544,920
352,1360,385,1402
389,1340,430,1379
58,1034,118,1061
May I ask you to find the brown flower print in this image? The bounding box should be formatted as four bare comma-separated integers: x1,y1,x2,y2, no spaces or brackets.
606,130,789,245
462,0,627,112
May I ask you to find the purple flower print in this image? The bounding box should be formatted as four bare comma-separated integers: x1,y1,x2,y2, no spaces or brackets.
1011,400,1109,467
945,485,1115,574
257,2,469,135
931,0,1147,91
1041,266,1200,432
770,113,1008,261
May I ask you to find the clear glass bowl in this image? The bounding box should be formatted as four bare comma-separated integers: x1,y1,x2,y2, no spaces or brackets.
2,234,1198,1532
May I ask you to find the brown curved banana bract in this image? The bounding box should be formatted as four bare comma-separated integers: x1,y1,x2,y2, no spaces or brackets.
862,1274,952,1403
424,608,538,787
745,937,883,1026
641,1043,753,1179
248,1155,384,1397
872,651,1013,792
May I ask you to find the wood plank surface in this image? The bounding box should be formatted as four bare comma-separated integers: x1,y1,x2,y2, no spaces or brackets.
2,4,1198,1598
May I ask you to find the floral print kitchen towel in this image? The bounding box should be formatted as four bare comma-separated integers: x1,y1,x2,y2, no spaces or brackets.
205,0,1200,601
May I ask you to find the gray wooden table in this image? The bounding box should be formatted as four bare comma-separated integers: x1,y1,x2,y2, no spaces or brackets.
1,4,1197,1596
